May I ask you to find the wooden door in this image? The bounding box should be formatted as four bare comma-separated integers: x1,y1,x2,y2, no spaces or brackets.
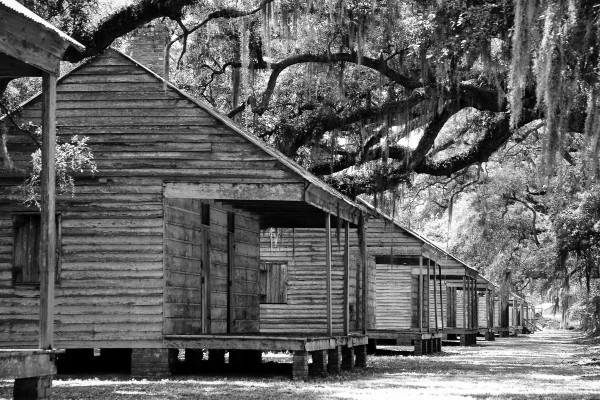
164,198,208,335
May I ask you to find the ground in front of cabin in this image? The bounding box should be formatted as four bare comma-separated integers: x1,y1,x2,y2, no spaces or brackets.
2,330,600,400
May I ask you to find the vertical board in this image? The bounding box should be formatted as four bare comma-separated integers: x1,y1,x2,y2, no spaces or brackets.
447,287,456,328
163,198,204,335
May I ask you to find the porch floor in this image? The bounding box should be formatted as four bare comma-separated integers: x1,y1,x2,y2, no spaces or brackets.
162,333,368,380
163,333,368,352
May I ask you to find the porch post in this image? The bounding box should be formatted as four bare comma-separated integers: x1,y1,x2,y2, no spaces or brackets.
359,212,368,334
326,213,332,336
39,72,57,350
419,255,423,332
433,260,438,331
439,263,444,331
343,221,350,335
462,275,466,330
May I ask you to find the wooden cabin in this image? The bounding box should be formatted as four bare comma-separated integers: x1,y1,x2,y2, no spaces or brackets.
476,275,496,341
508,293,524,335
358,200,443,355
0,27,368,380
0,1,84,398
437,256,479,346
259,198,443,356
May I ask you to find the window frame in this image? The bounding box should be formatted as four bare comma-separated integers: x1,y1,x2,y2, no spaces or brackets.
12,212,62,288
259,261,288,304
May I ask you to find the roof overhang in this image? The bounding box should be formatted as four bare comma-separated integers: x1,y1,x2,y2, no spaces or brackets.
0,0,84,76
163,181,362,228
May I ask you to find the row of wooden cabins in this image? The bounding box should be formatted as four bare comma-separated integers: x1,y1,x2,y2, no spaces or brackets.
0,8,535,398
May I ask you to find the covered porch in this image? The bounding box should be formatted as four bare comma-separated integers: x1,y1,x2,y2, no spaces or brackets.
476,276,496,341
356,199,443,356
438,258,479,346
161,180,369,380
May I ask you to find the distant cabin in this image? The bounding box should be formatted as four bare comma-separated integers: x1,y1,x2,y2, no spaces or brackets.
436,255,480,346
0,45,368,379
261,199,445,356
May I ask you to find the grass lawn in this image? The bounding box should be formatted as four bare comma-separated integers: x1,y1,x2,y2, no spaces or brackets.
2,330,599,399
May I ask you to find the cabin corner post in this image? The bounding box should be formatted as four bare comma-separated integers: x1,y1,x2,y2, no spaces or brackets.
419,255,423,332
358,212,368,335
343,221,350,336
462,275,466,331
325,213,332,336
438,263,444,331
432,259,438,331
39,72,57,350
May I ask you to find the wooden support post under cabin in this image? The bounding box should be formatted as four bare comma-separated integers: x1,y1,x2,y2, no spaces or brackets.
311,350,328,376
39,72,57,351
359,212,368,335
433,260,438,331
327,346,342,374
419,255,423,332
343,221,350,336
325,213,332,337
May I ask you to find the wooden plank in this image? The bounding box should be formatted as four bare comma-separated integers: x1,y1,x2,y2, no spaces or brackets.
359,213,368,334
326,214,332,336
163,335,334,352
343,221,349,335
164,182,304,201
418,255,423,332
39,72,57,350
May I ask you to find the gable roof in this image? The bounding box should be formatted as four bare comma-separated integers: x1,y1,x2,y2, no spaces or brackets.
3,47,364,224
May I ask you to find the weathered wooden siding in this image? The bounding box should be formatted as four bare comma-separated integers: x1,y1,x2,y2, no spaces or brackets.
478,293,488,328
0,49,294,349
259,228,360,334
374,263,411,329
163,198,205,335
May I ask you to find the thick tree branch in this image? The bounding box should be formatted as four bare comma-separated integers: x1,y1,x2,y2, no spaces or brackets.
65,0,198,61
251,52,422,115
414,110,537,176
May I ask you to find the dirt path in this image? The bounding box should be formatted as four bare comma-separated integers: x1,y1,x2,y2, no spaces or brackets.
1,330,599,399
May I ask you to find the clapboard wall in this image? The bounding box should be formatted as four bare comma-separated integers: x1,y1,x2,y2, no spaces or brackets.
259,228,360,334
0,49,296,349
478,293,488,328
